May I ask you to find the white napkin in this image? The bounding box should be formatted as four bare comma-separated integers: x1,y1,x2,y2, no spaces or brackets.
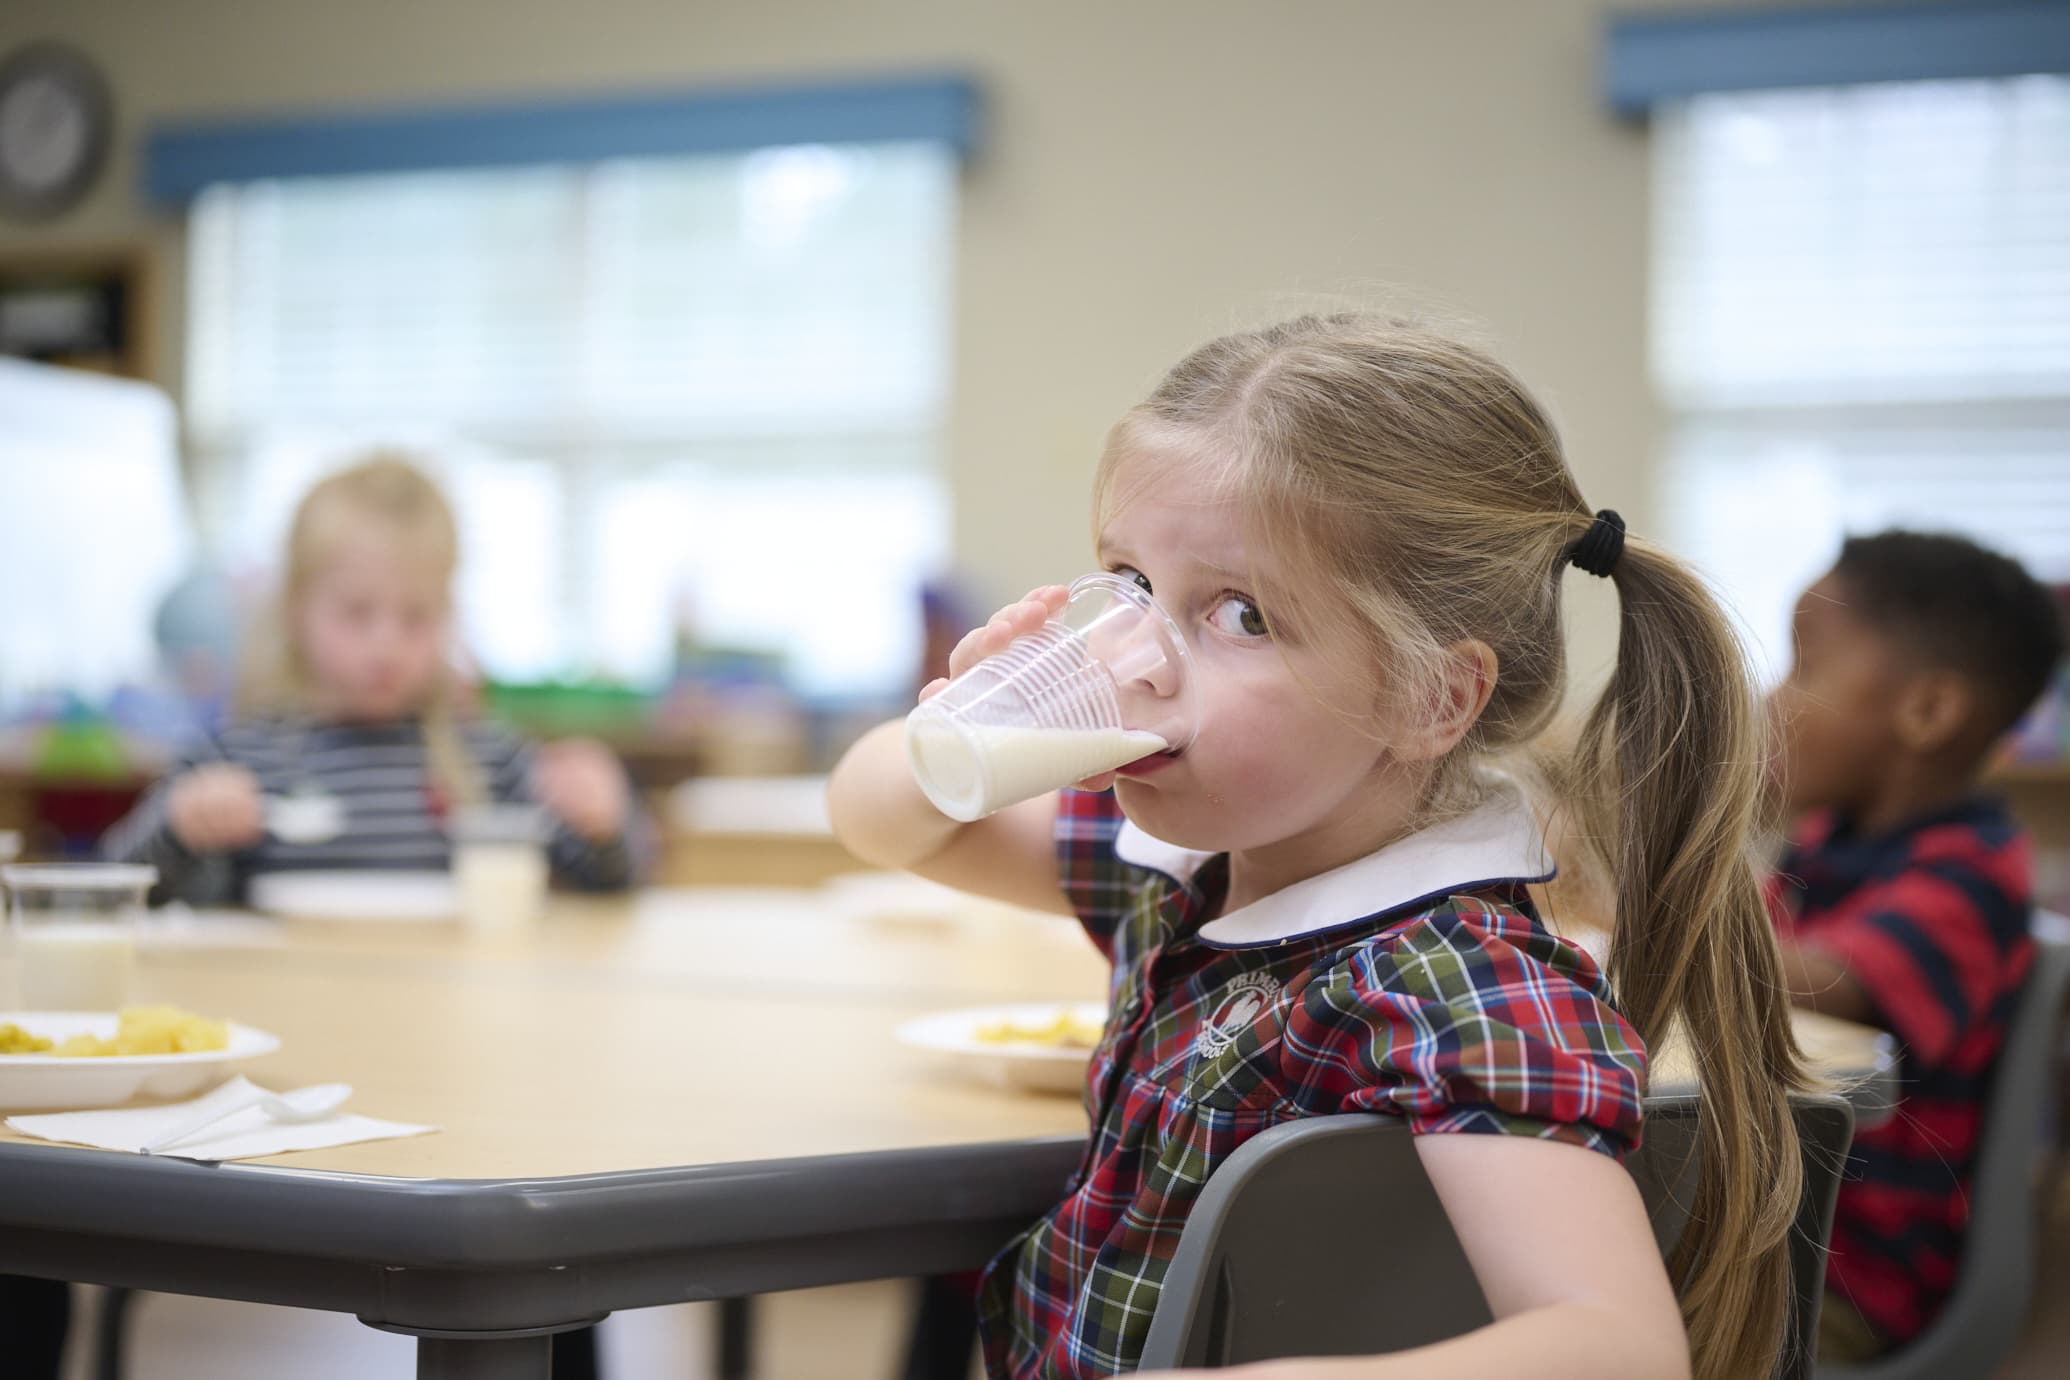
4,1077,438,1161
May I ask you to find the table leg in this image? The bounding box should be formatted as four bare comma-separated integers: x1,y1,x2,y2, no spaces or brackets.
416,1333,554,1380
717,1295,754,1379
95,1285,135,1380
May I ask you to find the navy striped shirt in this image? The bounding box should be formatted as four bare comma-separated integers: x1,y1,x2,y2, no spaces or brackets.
102,717,636,904
1767,796,2034,1344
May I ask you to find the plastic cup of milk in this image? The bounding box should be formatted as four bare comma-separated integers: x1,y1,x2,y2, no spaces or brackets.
905,572,1199,822
449,805,550,936
3,863,156,1011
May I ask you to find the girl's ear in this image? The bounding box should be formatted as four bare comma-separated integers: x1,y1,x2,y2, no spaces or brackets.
1398,639,1498,763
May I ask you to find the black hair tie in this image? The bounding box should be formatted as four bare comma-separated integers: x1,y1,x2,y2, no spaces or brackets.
1566,509,1626,578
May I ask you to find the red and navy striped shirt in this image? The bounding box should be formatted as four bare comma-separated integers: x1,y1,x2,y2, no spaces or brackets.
1768,797,2034,1344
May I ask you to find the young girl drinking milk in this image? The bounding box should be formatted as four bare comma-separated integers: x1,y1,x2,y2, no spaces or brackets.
105,456,636,903
831,316,1809,1380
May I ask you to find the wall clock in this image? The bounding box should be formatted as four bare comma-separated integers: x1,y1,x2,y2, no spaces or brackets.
0,44,112,223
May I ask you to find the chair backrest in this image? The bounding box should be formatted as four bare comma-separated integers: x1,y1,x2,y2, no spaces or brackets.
1135,1114,1493,1371
1138,1091,1856,1378
1632,1093,1856,1380
1821,935,2070,1380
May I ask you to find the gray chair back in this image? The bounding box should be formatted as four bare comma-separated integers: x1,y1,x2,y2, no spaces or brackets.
1138,1091,1855,1378
1135,1113,1488,1371
1632,1093,1856,1377
1820,934,2070,1380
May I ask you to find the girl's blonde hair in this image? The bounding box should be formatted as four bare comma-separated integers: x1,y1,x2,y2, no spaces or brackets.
240,453,484,807
1102,314,1811,1380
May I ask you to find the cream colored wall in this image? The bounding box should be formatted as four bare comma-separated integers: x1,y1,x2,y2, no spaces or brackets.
0,0,1807,683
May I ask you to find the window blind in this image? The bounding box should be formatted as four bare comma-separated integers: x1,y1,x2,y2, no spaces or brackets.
184,141,956,691
1652,77,2070,674
188,142,953,444
1653,77,2070,408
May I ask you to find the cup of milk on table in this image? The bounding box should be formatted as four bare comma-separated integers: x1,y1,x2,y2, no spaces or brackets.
3,863,156,1010
449,804,550,936
905,572,1199,822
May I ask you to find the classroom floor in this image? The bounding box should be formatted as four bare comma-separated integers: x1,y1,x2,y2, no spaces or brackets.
52,1168,2070,1379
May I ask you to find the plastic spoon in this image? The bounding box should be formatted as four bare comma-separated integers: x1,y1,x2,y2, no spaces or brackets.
265,793,345,845
142,1082,353,1155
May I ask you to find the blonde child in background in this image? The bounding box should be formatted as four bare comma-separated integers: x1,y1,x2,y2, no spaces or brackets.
104,455,636,903
831,315,1811,1380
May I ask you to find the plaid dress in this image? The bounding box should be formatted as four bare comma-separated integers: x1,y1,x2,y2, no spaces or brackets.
977,789,1649,1379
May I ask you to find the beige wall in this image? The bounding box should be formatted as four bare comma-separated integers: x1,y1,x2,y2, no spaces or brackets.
0,0,1807,679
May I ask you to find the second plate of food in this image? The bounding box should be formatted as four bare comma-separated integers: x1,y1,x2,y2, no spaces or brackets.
895,1001,1109,1095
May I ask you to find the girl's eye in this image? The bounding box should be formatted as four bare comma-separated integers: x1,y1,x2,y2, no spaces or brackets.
1208,594,1269,639
1111,565,1153,595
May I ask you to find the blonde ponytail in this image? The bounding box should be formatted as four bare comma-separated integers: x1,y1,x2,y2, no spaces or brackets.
1563,535,1812,1380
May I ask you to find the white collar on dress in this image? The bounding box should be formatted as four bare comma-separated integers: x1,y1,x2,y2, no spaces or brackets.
1113,787,1555,949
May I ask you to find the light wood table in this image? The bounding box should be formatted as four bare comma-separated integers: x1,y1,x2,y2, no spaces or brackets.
96,938,1099,1180
160,886,1113,1010
0,888,1894,1379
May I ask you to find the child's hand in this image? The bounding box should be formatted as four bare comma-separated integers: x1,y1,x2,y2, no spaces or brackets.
534,739,630,844
917,585,1069,703
166,764,266,853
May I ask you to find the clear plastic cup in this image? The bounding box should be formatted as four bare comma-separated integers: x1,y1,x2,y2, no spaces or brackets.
3,863,156,1011
449,805,550,935
905,572,1198,822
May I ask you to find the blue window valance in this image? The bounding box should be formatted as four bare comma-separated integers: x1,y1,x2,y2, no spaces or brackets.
1605,1,2070,116
145,72,979,203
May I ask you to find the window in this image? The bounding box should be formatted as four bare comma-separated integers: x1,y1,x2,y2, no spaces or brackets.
185,141,956,696
0,362,189,703
1652,77,2070,679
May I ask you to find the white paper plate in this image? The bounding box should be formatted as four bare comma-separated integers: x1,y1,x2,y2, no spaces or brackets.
0,1012,281,1111
248,870,458,922
896,1001,1108,1095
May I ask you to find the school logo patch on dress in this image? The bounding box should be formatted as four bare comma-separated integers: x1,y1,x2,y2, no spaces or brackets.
1192,971,1282,1057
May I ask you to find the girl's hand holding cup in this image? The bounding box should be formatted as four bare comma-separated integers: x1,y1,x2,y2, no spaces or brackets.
166,764,266,853
534,739,630,843
918,585,1070,704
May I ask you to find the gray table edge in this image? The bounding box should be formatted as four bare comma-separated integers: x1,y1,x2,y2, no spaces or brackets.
0,1133,1084,1343
0,1042,1898,1356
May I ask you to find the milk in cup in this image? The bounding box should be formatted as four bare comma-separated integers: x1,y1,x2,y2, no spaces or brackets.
905,574,1198,821
4,864,155,1010
449,805,550,936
